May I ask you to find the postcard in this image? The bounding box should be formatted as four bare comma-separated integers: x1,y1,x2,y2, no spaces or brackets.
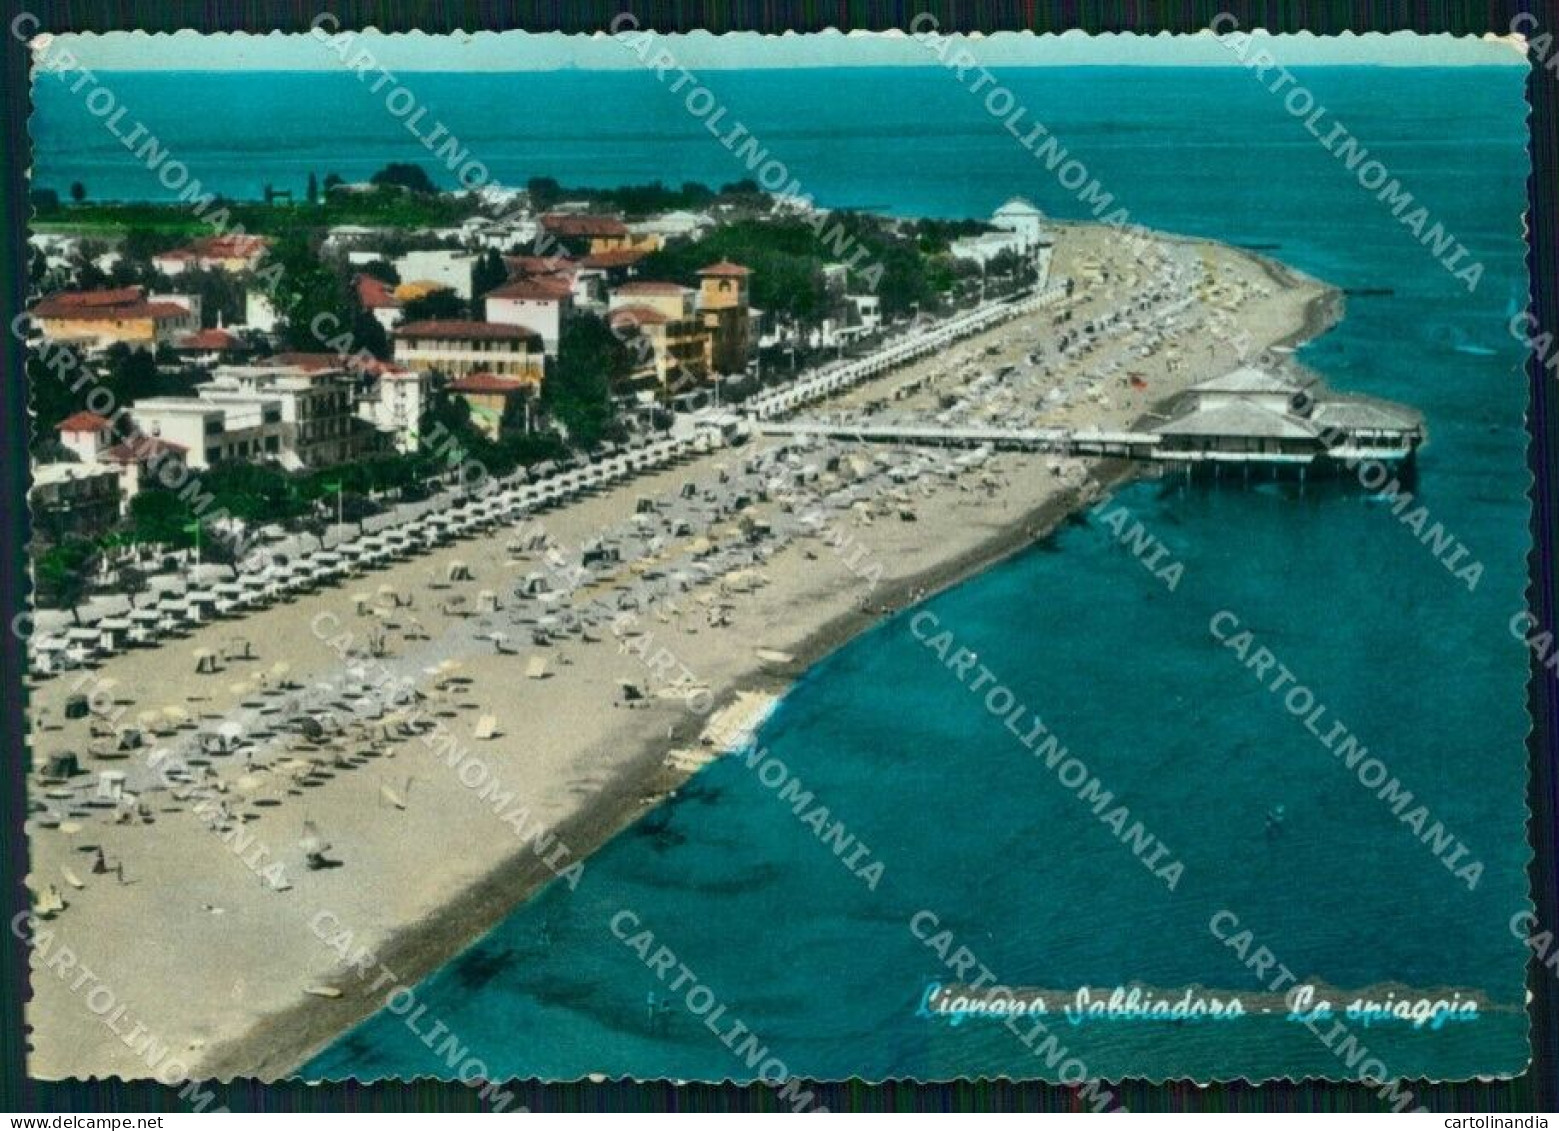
16,21,1540,1109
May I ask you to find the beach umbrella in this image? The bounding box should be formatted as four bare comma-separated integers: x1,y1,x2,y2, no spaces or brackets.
234,772,270,796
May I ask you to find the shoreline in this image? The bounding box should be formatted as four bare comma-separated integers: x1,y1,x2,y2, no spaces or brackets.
203,461,1147,1082
201,259,1342,1081
28,226,1338,1083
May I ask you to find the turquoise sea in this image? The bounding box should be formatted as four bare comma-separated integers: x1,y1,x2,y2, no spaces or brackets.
34,65,1533,1082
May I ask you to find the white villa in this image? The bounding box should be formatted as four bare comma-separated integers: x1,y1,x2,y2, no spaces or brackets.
950,197,1055,289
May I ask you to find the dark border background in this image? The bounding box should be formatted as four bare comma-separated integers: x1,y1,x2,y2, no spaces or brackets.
1,0,1553,1113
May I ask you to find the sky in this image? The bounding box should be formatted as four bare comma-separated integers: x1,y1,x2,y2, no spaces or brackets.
36,27,1529,72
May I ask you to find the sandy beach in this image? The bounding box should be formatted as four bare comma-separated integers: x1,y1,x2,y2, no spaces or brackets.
23,224,1334,1082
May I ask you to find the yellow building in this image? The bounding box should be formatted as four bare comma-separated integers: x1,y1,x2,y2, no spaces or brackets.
30,286,198,350
541,213,661,257
608,282,711,392
447,373,532,439
151,234,270,276
391,320,545,383
697,260,753,375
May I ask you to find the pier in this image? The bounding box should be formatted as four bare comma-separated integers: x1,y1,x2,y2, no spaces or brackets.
756,420,1164,459
752,367,1425,471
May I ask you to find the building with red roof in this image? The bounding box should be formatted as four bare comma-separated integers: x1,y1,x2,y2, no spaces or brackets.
30,286,198,349
699,260,752,279
488,277,574,301
603,261,756,390
100,434,189,466
698,261,754,375
503,254,608,308
392,320,544,384
581,248,648,269
614,281,693,300
31,286,145,317
606,289,710,392
504,254,576,278
606,305,671,329
538,212,663,258
151,234,270,276
176,327,243,352
43,409,189,511
484,277,574,357
96,434,191,499
57,410,112,434
266,351,403,380
448,373,529,395
541,213,629,240
262,353,428,455
354,273,404,332
174,326,248,363
56,411,114,464
447,373,532,439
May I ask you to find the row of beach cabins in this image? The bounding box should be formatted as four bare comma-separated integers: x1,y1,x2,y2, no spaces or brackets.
30,288,1058,678
31,438,695,676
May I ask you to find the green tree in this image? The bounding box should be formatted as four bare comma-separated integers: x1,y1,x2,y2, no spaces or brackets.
635,219,828,321
32,437,76,464
198,462,307,524
175,266,246,327
527,177,562,210
102,342,162,402
33,539,98,619
323,172,344,193
911,217,994,255
358,259,400,285
370,163,439,195
127,489,196,548
72,257,112,291
472,249,507,299
268,231,351,351
28,351,89,455
400,289,468,323
307,171,319,205
69,181,86,204
28,246,49,288
123,227,181,267
350,305,390,360
543,314,629,448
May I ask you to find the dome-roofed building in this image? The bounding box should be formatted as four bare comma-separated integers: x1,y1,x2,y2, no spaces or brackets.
950,197,1055,290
